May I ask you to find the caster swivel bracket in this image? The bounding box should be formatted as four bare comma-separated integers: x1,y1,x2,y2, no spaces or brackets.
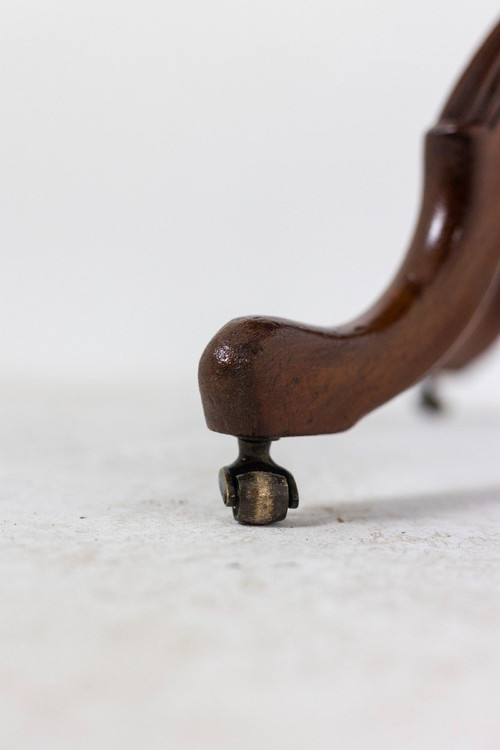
219,439,299,525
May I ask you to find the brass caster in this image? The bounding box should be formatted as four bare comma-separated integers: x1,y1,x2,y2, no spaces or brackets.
419,377,444,414
219,438,299,525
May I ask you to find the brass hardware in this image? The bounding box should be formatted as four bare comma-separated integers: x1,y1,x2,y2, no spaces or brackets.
219,438,299,525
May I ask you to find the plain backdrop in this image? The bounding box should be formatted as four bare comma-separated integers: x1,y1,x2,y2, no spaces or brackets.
1,0,499,398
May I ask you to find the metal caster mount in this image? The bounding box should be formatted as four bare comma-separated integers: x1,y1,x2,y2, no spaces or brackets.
419,377,444,414
219,439,299,525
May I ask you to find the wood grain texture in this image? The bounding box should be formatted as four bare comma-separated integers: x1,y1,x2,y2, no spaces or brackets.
199,21,500,439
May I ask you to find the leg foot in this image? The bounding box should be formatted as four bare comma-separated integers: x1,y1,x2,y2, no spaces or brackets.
219,439,299,525
419,376,444,414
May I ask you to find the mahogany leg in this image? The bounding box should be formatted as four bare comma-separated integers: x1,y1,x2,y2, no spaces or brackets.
419,273,500,413
199,20,500,524
419,376,444,414
441,273,500,372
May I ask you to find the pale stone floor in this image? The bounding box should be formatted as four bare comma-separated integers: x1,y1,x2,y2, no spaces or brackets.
0,377,499,749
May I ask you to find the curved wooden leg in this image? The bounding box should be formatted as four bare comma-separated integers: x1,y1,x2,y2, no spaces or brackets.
419,376,444,414
419,272,500,412
440,272,500,371
199,21,500,524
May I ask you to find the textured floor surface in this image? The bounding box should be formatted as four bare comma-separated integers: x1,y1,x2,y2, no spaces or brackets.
1,377,499,750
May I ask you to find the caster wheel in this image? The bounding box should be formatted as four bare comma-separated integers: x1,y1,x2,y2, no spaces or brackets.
219,439,299,525
419,377,444,414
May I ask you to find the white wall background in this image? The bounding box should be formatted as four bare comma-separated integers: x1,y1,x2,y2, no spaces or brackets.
1,0,499,393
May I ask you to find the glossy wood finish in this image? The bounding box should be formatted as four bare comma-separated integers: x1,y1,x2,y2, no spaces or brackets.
199,21,500,440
